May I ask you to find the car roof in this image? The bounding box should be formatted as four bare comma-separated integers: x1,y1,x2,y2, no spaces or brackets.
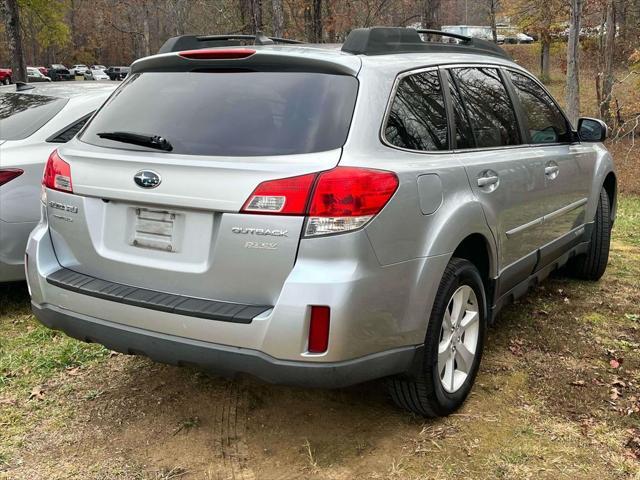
0,81,117,99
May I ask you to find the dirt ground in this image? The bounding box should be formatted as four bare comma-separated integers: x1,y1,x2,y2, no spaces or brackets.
1,202,639,479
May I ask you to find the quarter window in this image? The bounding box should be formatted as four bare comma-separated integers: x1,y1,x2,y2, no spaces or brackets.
450,67,520,148
508,71,572,144
384,70,449,151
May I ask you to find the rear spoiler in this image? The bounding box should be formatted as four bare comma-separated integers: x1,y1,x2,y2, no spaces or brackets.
158,32,303,54
132,46,360,77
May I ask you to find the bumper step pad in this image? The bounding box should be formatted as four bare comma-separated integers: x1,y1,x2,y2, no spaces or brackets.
46,268,271,324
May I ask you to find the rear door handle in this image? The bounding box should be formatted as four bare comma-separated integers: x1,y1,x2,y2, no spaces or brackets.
545,163,560,180
477,175,499,188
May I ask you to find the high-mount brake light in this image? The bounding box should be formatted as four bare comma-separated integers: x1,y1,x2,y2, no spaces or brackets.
43,149,73,193
240,167,398,236
0,169,23,187
178,48,256,60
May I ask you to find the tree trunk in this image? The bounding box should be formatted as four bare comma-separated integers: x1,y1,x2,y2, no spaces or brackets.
540,30,551,82
600,0,616,125
142,2,151,57
566,0,583,125
306,0,322,43
1,0,26,82
271,0,284,37
489,0,498,43
421,0,441,30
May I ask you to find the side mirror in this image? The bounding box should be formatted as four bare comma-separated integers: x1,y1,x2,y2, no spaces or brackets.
577,117,608,142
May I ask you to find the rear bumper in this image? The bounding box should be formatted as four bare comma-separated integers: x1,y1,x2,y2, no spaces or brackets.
32,302,419,388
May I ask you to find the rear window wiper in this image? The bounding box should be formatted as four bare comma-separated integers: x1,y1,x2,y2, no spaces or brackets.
96,131,173,151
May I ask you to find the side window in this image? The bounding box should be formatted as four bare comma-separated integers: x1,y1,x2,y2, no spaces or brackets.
47,115,92,143
446,71,475,149
384,70,449,151
508,71,572,144
450,67,520,148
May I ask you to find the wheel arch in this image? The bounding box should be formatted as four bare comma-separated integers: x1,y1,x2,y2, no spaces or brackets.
602,171,617,224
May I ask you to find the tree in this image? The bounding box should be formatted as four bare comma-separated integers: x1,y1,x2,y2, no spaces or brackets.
488,0,498,43
421,0,441,30
599,0,616,125
566,0,583,124
272,0,284,37
1,0,26,82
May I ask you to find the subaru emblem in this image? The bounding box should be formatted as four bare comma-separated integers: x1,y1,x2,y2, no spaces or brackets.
134,170,161,189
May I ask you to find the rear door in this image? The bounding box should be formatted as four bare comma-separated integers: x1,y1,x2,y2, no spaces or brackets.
47,69,359,306
505,69,597,261
445,66,548,294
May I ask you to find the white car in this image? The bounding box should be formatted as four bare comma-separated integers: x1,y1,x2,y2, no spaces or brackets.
0,81,116,282
69,64,88,76
84,69,109,81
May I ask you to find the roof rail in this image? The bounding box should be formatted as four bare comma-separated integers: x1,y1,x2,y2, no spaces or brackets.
158,32,303,54
341,27,510,60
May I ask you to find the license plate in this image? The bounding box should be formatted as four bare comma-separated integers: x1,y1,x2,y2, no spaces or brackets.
132,208,177,252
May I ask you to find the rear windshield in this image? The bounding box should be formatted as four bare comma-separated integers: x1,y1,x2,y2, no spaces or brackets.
81,71,358,156
0,93,68,140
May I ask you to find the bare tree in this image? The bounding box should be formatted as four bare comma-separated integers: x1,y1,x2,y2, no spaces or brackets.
599,0,616,125
1,0,26,82
488,0,499,42
421,0,441,29
272,0,284,37
566,0,583,124
305,0,322,42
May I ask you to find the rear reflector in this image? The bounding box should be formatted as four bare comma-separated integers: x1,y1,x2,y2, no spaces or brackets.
308,306,330,353
0,168,23,187
43,149,73,193
178,48,256,60
240,167,398,236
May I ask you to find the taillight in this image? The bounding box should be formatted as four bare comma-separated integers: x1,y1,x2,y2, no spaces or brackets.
241,173,316,215
43,149,73,193
0,168,23,187
178,48,256,60
306,167,398,236
308,306,330,353
240,167,398,236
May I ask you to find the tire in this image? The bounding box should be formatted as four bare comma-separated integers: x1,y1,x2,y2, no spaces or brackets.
387,258,487,417
567,188,611,281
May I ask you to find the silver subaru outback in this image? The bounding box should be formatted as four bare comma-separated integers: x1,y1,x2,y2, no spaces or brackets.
26,28,616,417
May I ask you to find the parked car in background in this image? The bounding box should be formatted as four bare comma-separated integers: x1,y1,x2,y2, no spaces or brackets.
106,66,129,80
69,64,89,76
26,28,615,417
48,66,74,82
0,81,116,282
27,67,51,82
0,68,12,85
90,64,107,71
84,69,110,81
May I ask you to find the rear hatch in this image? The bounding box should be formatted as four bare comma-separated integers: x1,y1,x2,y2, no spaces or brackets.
47,63,359,306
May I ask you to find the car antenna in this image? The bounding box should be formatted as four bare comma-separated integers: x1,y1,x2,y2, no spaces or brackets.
15,82,35,92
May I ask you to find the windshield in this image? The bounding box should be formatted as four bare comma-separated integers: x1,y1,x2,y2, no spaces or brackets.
0,93,68,140
81,71,359,156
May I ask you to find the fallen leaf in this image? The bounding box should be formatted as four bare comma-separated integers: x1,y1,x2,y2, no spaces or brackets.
29,386,45,401
610,358,621,369
66,366,81,376
571,380,586,387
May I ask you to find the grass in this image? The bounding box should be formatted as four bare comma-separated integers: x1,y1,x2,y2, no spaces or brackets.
615,195,640,246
